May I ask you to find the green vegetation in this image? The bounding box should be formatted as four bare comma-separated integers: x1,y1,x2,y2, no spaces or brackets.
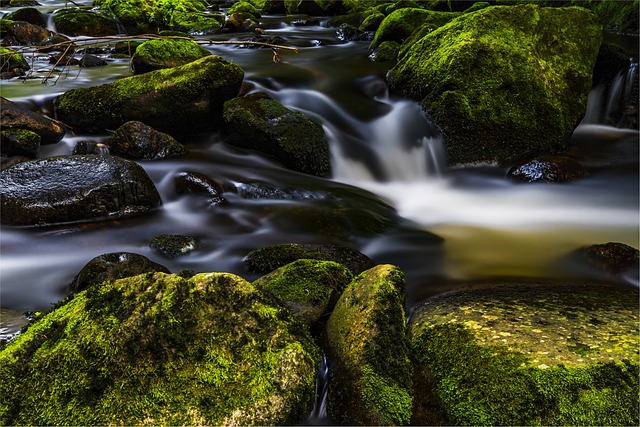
0,272,319,425
0,47,29,72
370,7,459,48
227,1,261,19
53,8,120,37
131,38,211,73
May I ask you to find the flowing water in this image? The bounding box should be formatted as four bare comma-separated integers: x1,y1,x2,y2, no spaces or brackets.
1,2,639,422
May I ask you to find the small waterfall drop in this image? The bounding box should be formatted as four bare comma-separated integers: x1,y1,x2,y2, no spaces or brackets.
305,351,329,424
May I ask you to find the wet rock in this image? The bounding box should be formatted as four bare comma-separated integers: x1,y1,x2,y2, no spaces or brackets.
131,38,211,74
387,5,602,165
149,234,199,258
336,23,372,42
72,140,110,155
370,7,459,49
222,92,330,177
576,242,639,283
53,8,121,37
369,40,399,62
409,282,639,425
253,259,353,326
56,55,243,135
0,155,30,171
226,1,261,20
37,33,74,54
244,243,375,276
326,264,413,425
223,12,258,33
0,128,40,158
5,20,50,44
4,7,46,27
78,53,107,67
174,171,224,196
0,47,29,74
108,121,187,160
507,155,588,183
71,252,171,292
0,155,161,226
282,14,320,26
1,97,65,145
0,272,320,425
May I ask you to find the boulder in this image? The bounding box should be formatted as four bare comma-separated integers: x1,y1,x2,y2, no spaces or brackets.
253,259,353,326
226,1,261,20
53,8,121,37
0,155,161,226
1,97,64,144
370,7,459,49
0,128,40,158
244,243,375,276
131,38,211,74
55,55,244,135
0,48,30,73
148,234,199,258
173,171,224,196
4,7,46,27
107,121,187,159
223,92,330,177
387,5,603,165
326,264,413,425
0,272,320,425
4,20,50,44
71,252,171,292
507,155,588,183
575,242,639,283
409,282,640,425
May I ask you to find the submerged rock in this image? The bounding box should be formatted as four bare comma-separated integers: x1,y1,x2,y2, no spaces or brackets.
1,97,64,145
0,272,320,425
0,155,161,226
409,282,640,425
131,38,211,74
326,264,413,425
108,121,187,160
71,252,170,292
575,242,640,283
149,234,199,258
507,155,588,183
387,5,602,165
55,55,243,135
223,92,331,177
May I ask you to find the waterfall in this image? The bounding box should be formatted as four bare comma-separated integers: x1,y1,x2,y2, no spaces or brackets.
305,351,330,425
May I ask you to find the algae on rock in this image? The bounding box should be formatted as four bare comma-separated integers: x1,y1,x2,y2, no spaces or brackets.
0,272,320,425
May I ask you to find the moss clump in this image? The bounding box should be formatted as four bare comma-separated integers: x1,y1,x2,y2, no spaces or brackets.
53,8,120,37
387,4,602,165
326,264,413,425
253,259,353,325
370,7,459,48
227,1,261,19
409,282,640,425
0,47,29,72
0,272,320,425
0,128,40,158
131,38,211,74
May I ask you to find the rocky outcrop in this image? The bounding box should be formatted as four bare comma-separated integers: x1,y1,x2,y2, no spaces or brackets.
0,272,320,425
387,5,602,165
0,155,161,226
55,55,243,135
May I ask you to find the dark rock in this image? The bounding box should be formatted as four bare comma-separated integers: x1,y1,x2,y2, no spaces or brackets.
53,8,121,37
107,121,187,160
1,97,65,144
507,155,588,183
0,155,161,226
336,23,373,42
0,155,30,171
131,38,211,75
244,243,375,276
72,140,110,155
6,20,51,44
174,170,224,196
148,234,199,258
223,92,330,177
224,12,258,32
78,53,107,67
5,7,46,27
282,14,319,26
369,40,399,62
49,53,79,66
37,34,74,53
0,128,40,158
0,47,29,73
262,0,285,15
71,252,171,292
578,242,639,282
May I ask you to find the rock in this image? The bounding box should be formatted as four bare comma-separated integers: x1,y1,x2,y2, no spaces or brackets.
0,155,161,226
4,7,46,27
0,272,320,425
148,234,199,258
253,259,353,326
387,5,602,165
53,8,121,37
223,12,258,33
5,20,50,44
0,47,30,73
336,23,373,42
108,121,187,160
173,171,224,196
55,55,243,135
131,38,211,74
1,97,64,145
507,155,588,183
409,282,640,426
222,92,330,177
0,128,40,158
370,7,459,49
226,1,261,20
369,40,400,62
576,242,639,283
71,252,171,292
326,264,413,425
244,243,375,276
78,53,107,67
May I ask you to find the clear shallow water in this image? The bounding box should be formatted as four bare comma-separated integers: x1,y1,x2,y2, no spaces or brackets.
1,2,638,351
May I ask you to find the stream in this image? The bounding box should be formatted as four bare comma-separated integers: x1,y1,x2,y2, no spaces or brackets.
0,1,638,422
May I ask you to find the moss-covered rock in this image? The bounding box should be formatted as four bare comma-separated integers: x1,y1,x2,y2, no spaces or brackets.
149,234,199,258
0,128,40,158
53,8,121,37
0,47,30,73
369,40,400,62
0,155,161,226
253,259,353,326
4,7,46,27
227,1,261,19
387,5,603,165
4,20,51,45
223,92,331,177
55,55,243,135
131,38,210,74
370,7,459,49
0,272,320,425
244,243,375,276
409,282,640,425
1,97,64,144
326,264,413,425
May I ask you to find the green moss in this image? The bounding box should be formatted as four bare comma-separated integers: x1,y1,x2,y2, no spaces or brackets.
326,264,412,425
53,8,120,37
0,272,319,425
132,38,211,72
0,47,29,72
370,7,459,48
148,234,199,258
0,128,40,158
227,1,261,19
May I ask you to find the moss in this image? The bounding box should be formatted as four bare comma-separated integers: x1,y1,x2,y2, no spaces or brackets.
409,283,640,425
387,4,603,165
0,128,40,158
0,47,29,72
53,8,120,37
0,272,320,425
227,1,261,19
132,38,211,73
326,264,413,425
370,7,459,48
369,40,400,62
